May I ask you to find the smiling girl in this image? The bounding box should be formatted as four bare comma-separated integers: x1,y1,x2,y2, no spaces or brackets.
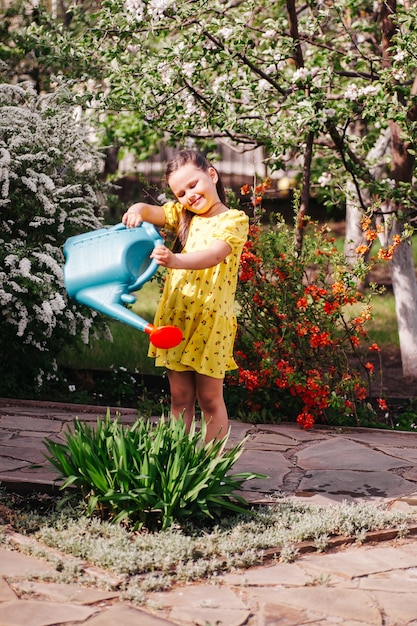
123,150,248,443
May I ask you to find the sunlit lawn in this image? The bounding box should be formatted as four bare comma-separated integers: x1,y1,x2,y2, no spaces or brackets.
58,280,163,375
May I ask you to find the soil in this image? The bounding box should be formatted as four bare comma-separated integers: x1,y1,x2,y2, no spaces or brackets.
328,222,417,402
367,345,416,400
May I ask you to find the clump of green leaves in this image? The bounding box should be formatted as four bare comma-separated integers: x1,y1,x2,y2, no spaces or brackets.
44,412,264,531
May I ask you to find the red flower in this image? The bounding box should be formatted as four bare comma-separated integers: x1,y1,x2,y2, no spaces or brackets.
296,297,308,310
377,398,388,411
364,361,374,375
297,412,315,429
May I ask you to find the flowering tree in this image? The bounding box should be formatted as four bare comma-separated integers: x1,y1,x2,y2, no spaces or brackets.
19,0,417,380
0,83,107,396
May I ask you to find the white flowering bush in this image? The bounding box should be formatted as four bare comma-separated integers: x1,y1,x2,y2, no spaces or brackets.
0,83,107,396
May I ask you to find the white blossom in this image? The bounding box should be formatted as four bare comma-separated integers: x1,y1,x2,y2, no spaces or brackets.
16,305,29,337
360,85,379,97
217,27,234,40
257,79,272,92
323,108,336,118
292,67,310,83
241,90,252,105
182,62,196,79
344,84,359,101
148,0,172,21
19,257,31,278
157,192,169,204
125,0,145,21
184,94,197,116
318,172,332,187
393,49,406,62
158,62,174,86
212,76,226,94
184,137,196,149
392,67,406,81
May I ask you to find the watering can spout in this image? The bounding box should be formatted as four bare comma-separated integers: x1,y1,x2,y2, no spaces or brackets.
63,223,183,349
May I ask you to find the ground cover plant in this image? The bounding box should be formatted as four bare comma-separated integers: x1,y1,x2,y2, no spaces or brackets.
44,412,264,531
0,489,415,601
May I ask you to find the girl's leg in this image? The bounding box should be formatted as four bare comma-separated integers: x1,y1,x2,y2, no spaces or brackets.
167,369,196,430
195,374,228,443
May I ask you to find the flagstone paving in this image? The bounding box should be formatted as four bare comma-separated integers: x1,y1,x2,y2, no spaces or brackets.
1,397,417,625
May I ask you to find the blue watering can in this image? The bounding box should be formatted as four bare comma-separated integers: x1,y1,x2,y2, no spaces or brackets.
63,222,182,349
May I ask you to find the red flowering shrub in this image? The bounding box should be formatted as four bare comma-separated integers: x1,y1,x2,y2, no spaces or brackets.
228,215,384,429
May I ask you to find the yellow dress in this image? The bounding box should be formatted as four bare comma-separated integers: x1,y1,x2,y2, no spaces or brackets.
148,201,249,378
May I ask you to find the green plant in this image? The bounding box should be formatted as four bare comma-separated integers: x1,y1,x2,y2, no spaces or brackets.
44,411,265,531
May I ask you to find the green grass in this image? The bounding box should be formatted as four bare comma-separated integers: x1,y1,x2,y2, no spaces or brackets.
59,280,163,375
365,292,399,347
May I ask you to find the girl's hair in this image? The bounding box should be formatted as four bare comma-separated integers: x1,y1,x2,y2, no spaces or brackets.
166,150,227,252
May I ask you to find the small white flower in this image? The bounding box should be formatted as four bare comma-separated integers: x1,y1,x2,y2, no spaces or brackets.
68,384,76,392
218,27,234,40
158,62,174,86
292,67,310,83
183,94,197,116
241,90,252,105
125,0,145,21
318,172,332,187
344,84,359,101
360,85,379,96
148,0,171,20
323,108,336,118
393,49,406,63
257,79,272,92
381,177,395,188
19,257,31,277
392,67,406,81
182,62,196,79
157,192,169,204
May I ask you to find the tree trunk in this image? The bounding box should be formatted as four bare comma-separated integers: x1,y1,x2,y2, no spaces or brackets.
389,225,417,377
379,0,417,378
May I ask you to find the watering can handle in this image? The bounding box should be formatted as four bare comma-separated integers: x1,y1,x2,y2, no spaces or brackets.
110,222,163,292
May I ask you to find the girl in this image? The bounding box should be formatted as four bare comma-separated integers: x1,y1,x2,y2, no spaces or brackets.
122,150,248,443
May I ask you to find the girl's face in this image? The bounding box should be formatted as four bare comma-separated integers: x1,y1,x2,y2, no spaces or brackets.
168,163,220,215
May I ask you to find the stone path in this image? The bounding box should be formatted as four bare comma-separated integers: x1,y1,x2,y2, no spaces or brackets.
1,397,417,625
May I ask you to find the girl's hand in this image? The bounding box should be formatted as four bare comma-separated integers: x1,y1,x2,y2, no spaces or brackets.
151,245,178,268
122,206,144,228
122,203,166,228
152,240,231,270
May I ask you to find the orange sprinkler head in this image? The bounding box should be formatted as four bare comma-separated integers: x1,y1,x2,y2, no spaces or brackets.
145,324,183,349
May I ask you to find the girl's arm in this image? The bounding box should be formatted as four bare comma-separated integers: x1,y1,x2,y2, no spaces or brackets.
151,240,231,270
122,202,166,228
